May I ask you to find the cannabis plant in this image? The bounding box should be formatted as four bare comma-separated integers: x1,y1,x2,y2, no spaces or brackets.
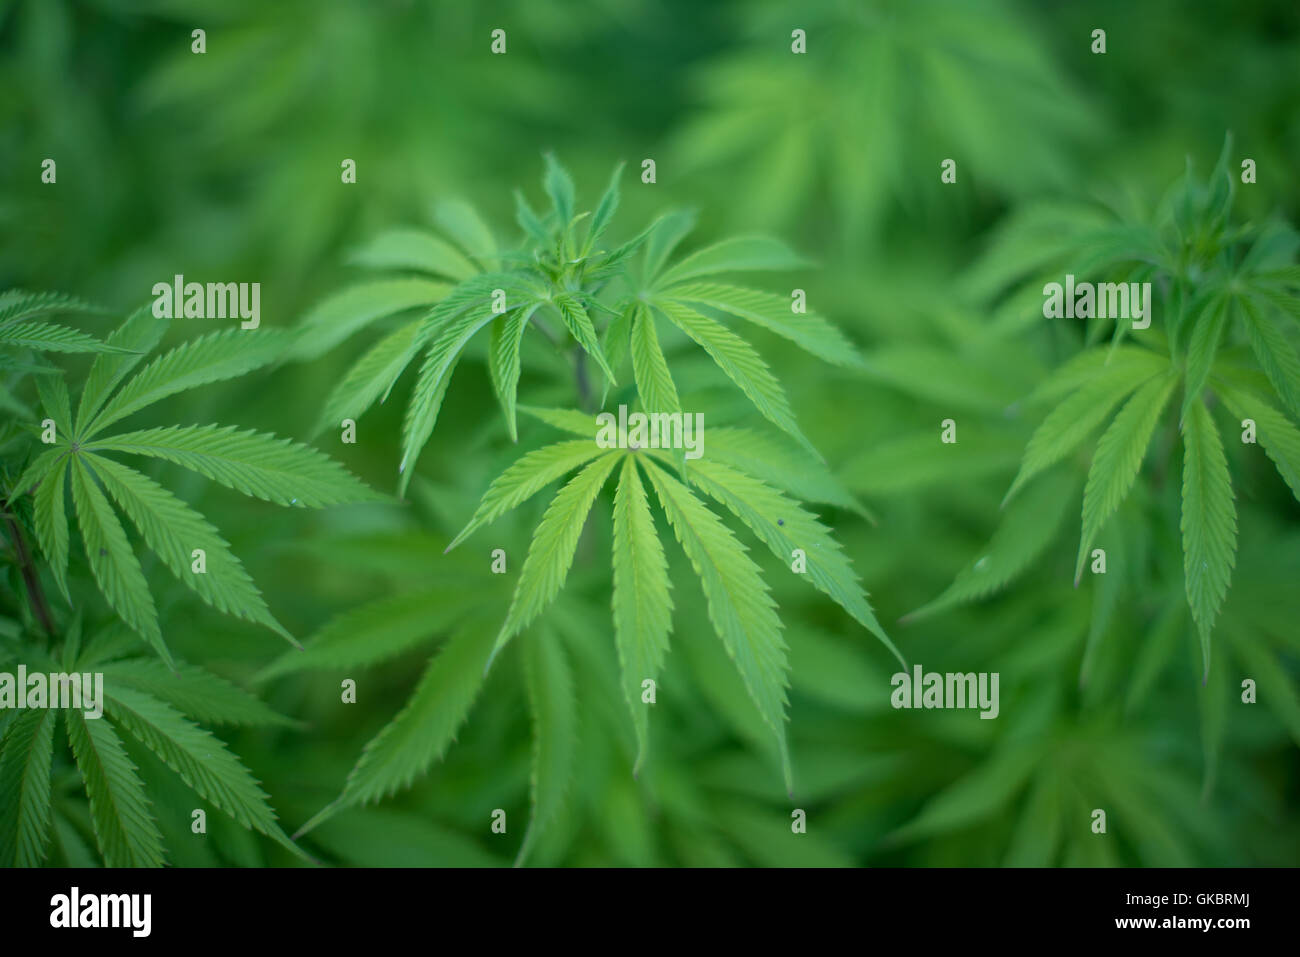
1,293,378,865
281,157,899,855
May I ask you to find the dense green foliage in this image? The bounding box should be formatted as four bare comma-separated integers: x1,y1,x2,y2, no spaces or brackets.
1,0,1297,867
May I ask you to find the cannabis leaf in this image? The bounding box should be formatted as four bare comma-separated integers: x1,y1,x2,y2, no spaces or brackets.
10,301,381,665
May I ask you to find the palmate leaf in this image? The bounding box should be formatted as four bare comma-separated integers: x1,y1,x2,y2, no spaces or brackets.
490,453,621,666
656,236,808,287
100,659,292,728
611,458,672,773
1005,353,1165,503
663,282,863,368
317,322,422,435
1214,381,1300,502
0,322,125,354
517,625,576,867
256,587,476,681
347,228,479,281
1181,399,1237,678
75,307,170,433
85,452,291,643
65,709,164,868
83,328,286,437
676,455,903,668
640,458,792,791
446,439,609,551
0,709,56,867
295,622,497,837
102,685,301,857
68,456,169,668
87,424,381,509
289,278,450,362
488,304,541,442
1076,371,1178,581
652,298,815,455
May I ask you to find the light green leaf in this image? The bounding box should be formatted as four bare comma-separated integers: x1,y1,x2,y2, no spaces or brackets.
542,153,576,227
654,299,814,456
666,282,863,367
491,454,621,663
290,279,449,361
611,458,672,774
1077,372,1178,581
1180,293,1230,425
1181,399,1237,678
517,626,576,867
86,453,290,643
446,439,607,552
347,228,478,281
76,306,170,434
682,455,902,667
582,161,625,256
553,293,616,383
1238,294,1300,419
103,685,298,855
317,321,421,434
100,659,292,728
658,236,808,287
32,456,71,602
0,322,123,354
641,459,791,790
88,424,381,509
488,305,540,442
1214,381,1300,502
630,304,681,420
0,290,104,326
433,198,498,270
86,329,286,436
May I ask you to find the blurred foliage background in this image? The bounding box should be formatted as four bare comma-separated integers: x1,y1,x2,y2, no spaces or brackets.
2,0,1298,866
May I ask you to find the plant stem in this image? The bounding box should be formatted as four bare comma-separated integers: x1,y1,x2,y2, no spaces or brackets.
1,502,54,635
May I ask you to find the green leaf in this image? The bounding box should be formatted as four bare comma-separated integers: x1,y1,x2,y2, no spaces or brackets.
630,304,681,420
1181,399,1237,678
516,626,576,866
65,708,164,868
666,282,863,367
1076,372,1178,581
611,458,672,774
88,424,381,509
1238,294,1300,419
446,439,608,552
1215,381,1300,502
682,455,903,667
1180,293,1230,425
256,588,473,680
542,153,576,228
433,198,498,270
31,455,71,602
69,457,169,667
908,470,1080,620
317,322,422,434
487,305,540,442
101,659,292,728
0,290,104,326
553,293,616,383
0,709,56,866
289,279,449,361
491,453,621,664
85,329,286,436
0,322,124,354
1006,356,1163,503
582,161,625,256
641,210,698,280
658,236,808,287
103,685,298,854
85,452,291,643
706,427,865,515
296,623,497,835
76,306,170,434
518,405,597,439
641,458,791,790
347,228,478,281
654,299,814,456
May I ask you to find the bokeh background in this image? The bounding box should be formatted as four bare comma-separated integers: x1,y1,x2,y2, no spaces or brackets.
2,0,1297,866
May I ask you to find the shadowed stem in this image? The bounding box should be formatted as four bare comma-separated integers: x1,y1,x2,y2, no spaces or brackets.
1,500,53,635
